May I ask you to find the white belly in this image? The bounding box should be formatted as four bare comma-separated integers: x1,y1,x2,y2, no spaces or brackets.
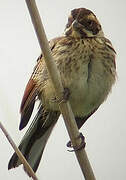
69,60,115,116
41,59,115,117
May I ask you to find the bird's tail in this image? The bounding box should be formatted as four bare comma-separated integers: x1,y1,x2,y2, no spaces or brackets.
8,105,60,173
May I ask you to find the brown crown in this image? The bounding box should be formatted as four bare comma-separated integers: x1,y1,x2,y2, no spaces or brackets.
66,8,94,28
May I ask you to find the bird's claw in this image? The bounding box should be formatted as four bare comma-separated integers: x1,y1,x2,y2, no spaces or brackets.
67,133,86,152
51,87,70,104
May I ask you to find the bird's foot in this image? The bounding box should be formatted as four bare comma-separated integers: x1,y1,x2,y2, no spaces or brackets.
59,87,70,104
51,87,70,104
67,133,86,152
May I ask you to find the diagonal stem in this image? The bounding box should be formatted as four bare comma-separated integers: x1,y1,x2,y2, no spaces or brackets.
0,121,38,180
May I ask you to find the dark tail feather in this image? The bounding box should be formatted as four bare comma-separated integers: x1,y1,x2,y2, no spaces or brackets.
8,105,60,173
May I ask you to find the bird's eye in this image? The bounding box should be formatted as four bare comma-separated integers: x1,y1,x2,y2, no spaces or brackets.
87,20,93,27
79,19,94,28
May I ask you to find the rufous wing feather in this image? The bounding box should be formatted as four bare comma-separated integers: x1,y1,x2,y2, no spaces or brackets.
19,37,62,131
19,79,38,130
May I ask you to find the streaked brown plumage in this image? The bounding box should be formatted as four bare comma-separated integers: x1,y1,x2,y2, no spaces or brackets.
8,8,116,173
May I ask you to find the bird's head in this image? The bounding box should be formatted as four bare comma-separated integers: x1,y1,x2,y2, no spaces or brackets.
65,8,104,38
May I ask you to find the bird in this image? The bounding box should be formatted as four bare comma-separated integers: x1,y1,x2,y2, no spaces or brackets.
8,8,116,173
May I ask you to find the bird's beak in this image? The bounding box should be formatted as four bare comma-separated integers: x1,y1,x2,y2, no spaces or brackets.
64,20,80,36
72,20,80,30
71,20,87,38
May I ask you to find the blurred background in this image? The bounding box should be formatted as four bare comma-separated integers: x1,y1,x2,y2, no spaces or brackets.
0,0,125,179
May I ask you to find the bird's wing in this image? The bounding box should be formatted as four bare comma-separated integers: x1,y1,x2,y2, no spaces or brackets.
19,63,40,130
19,37,63,130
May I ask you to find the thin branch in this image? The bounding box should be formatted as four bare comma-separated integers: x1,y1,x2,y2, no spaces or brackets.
25,0,96,179
0,121,38,180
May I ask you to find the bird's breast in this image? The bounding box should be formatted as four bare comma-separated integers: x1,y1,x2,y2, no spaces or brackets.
39,37,116,117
